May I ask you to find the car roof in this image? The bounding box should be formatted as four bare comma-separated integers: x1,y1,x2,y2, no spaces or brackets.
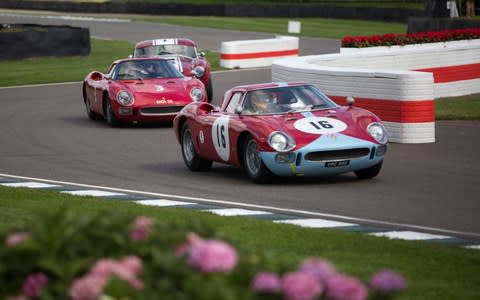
135,38,196,49
231,82,309,92
111,57,173,64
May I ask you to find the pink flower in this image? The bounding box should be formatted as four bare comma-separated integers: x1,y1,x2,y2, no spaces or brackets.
326,274,367,300
69,275,106,300
5,232,29,247
252,271,282,293
188,238,238,273
368,270,407,293
120,255,143,276
129,216,154,241
282,271,323,300
299,258,336,284
90,256,144,290
23,272,48,299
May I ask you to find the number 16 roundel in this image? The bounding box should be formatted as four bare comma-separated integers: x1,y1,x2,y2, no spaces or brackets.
212,116,230,161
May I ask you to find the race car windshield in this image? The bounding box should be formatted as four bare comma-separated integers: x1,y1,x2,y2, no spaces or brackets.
135,45,197,58
242,85,338,115
112,59,184,80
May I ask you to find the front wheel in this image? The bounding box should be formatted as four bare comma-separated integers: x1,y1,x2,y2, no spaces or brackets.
242,135,274,183
181,122,212,171
104,96,120,128
206,77,213,103
354,162,383,179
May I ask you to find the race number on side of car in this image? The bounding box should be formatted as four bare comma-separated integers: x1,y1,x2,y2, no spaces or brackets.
294,117,347,135
212,116,230,161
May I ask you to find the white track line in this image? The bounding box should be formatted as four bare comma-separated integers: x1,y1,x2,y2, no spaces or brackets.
1,172,479,239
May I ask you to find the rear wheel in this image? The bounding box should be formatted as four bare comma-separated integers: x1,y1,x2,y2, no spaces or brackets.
104,95,120,127
242,135,273,183
83,85,100,120
181,122,212,171
354,162,383,179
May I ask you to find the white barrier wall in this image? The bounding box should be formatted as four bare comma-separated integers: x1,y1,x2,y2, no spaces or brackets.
220,36,299,69
272,39,480,143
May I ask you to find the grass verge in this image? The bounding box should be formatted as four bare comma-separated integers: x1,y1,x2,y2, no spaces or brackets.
0,185,479,299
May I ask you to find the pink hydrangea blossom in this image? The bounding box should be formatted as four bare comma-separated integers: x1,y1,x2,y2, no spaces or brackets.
251,271,282,293
368,270,407,293
282,271,323,300
129,216,154,241
299,258,337,284
23,273,48,299
69,275,106,300
326,274,367,300
188,238,238,273
5,232,29,247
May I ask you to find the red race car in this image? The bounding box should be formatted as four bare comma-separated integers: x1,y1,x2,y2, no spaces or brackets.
82,57,207,127
173,82,388,183
132,38,213,102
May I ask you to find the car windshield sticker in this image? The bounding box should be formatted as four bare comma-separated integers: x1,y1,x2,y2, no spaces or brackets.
294,117,347,134
212,116,230,161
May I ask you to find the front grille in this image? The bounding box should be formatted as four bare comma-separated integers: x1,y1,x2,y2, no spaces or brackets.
304,148,370,161
139,106,184,116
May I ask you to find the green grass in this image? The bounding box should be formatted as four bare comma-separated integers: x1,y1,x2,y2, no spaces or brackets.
436,94,480,120
0,39,220,87
0,185,479,299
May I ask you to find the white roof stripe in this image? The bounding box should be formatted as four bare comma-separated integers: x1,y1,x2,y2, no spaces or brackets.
369,231,452,240
204,208,272,216
274,218,356,228
135,199,196,206
61,190,126,197
1,182,60,188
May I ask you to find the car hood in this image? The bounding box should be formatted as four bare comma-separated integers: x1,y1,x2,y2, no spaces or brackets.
113,78,197,105
243,107,382,149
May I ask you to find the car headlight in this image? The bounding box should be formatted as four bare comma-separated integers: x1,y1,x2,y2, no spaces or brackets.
367,122,388,144
190,87,204,102
116,91,134,106
268,132,296,152
192,66,205,78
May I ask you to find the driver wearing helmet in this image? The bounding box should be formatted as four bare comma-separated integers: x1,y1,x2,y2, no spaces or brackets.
245,90,275,114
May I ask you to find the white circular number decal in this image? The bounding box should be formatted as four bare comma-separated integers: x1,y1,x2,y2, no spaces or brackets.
294,117,347,134
212,116,230,161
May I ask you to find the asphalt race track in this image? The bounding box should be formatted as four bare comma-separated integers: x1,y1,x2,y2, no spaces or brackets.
1,12,479,242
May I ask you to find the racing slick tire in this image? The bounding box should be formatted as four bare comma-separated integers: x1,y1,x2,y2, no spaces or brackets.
104,95,121,128
82,84,101,120
354,161,383,179
206,77,213,103
181,122,212,171
242,135,274,184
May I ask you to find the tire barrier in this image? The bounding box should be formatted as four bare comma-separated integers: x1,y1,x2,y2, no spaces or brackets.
0,24,90,60
272,39,480,143
220,36,299,69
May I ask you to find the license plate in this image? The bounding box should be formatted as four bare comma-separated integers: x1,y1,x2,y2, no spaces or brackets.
325,160,350,167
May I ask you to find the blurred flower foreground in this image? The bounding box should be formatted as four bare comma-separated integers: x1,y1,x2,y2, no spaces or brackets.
0,209,406,300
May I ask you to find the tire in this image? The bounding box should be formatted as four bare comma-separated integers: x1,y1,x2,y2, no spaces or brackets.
82,85,100,120
354,161,383,179
104,95,121,128
206,77,213,103
242,135,274,183
181,122,212,171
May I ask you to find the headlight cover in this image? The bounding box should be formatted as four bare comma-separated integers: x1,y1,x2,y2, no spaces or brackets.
116,91,134,106
367,122,388,144
190,87,204,102
268,132,296,152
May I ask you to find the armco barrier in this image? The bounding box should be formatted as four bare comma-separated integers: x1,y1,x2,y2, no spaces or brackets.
220,36,298,69
272,39,480,143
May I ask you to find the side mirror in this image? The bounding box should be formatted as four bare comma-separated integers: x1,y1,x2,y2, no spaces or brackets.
128,54,133,58
199,51,206,57
234,105,243,115
346,96,355,106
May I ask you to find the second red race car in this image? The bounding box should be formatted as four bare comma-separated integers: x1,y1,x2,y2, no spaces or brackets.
82,57,207,127
132,38,213,102
173,82,388,183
